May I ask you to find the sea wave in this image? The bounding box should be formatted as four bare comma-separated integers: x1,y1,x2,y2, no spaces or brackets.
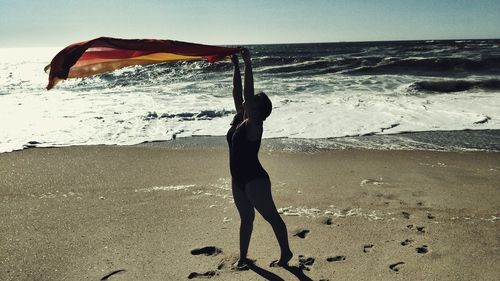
143,109,233,121
257,59,332,74
406,79,500,93
344,56,500,76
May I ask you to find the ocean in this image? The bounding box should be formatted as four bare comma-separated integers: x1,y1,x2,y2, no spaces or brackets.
1,39,499,153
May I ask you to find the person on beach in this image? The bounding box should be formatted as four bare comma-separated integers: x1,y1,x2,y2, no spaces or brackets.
227,49,293,268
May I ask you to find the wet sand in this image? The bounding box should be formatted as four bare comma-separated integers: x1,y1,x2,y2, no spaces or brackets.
0,142,499,280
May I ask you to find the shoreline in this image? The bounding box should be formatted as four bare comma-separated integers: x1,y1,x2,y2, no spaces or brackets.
9,129,500,155
1,145,499,280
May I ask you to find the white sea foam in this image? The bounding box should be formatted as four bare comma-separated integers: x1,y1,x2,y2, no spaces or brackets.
135,184,195,192
277,205,498,223
1,45,499,153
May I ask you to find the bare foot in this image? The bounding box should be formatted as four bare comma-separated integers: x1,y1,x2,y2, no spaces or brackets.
233,258,254,271
277,250,293,266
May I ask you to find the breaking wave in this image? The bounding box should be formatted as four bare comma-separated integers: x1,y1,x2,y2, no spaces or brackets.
407,79,500,93
345,56,500,76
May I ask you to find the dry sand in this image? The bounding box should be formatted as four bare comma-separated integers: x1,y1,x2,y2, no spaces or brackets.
0,141,499,281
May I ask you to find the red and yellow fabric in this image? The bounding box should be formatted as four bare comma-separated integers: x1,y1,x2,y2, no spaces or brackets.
45,37,241,90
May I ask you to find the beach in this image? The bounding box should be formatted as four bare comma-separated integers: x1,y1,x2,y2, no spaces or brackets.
1,139,499,281
1,0,500,279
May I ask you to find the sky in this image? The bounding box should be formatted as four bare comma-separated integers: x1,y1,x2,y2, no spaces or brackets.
1,0,499,47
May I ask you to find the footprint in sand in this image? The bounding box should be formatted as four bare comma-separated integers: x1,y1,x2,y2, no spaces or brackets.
389,262,405,272
189,247,226,278
294,255,315,271
401,212,411,219
416,226,426,233
416,245,429,254
401,239,414,246
363,244,374,253
407,225,426,233
293,229,310,239
321,217,333,225
187,271,218,279
190,246,222,256
298,255,315,266
326,255,346,262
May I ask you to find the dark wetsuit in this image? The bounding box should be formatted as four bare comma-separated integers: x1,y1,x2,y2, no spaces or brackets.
227,111,269,188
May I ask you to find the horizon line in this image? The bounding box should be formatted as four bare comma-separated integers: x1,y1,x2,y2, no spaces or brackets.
1,37,499,49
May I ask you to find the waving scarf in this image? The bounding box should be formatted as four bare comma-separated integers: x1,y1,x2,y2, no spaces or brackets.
45,37,241,90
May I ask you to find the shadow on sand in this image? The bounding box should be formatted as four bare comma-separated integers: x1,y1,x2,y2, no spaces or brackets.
247,263,313,281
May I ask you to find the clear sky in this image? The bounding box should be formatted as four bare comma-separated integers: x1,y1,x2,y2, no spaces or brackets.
1,0,499,47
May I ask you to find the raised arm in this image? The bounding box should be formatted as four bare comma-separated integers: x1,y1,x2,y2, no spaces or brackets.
242,49,255,102
231,55,243,113
241,48,259,122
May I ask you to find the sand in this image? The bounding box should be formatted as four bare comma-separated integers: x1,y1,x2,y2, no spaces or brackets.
0,140,499,281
